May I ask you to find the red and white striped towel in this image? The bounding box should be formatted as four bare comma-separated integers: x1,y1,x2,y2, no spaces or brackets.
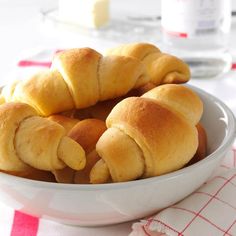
0,202,132,236
0,49,236,236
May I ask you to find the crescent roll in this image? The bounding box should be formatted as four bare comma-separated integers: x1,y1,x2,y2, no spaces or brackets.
106,42,190,85
0,102,86,176
91,84,203,183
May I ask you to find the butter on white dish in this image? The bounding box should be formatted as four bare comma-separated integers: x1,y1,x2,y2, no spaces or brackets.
58,0,109,28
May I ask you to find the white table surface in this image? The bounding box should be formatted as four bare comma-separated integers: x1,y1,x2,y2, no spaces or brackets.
0,1,236,235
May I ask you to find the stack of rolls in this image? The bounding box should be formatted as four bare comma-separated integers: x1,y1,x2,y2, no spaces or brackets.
0,42,207,183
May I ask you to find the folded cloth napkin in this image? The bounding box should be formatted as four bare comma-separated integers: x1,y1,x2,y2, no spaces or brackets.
0,49,236,236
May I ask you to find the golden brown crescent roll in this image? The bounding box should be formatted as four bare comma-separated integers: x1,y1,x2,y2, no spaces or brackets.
47,114,80,133
0,102,37,175
1,47,149,116
0,102,86,176
74,150,102,184
9,70,75,116
73,97,122,121
106,42,190,85
1,43,190,116
71,119,107,184
69,119,107,153
62,84,157,122
47,114,80,183
53,119,107,183
74,82,158,121
188,123,207,165
91,84,203,183
46,114,81,182
142,84,203,125
128,82,157,97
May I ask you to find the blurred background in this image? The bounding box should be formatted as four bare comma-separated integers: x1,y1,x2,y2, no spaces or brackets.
1,0,236,84
0,0,162,78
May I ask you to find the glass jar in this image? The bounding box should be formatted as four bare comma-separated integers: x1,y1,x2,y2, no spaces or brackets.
161,0,232,79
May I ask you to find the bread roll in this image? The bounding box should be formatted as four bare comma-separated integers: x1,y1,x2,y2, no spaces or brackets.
71,119,107,184
53,119,107,183
142,84,203,125
0,102,86,175
47,114,80,133
106,42,190,85
0,102,37,174
1,43,190,116
1,47,149,116
91,84,203,183
188,123,207,165
11,70,74,115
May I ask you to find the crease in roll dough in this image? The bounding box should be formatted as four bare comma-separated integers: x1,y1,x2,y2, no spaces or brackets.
13,115,36,168
113,126,147,179
51,61,78,107
96,56,102,99
15,116,66,170
141,50,161,62
110,123,154,178
99,125,148,180
50,68,76,108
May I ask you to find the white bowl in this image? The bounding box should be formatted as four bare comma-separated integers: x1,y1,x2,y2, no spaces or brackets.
0,85,235,226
